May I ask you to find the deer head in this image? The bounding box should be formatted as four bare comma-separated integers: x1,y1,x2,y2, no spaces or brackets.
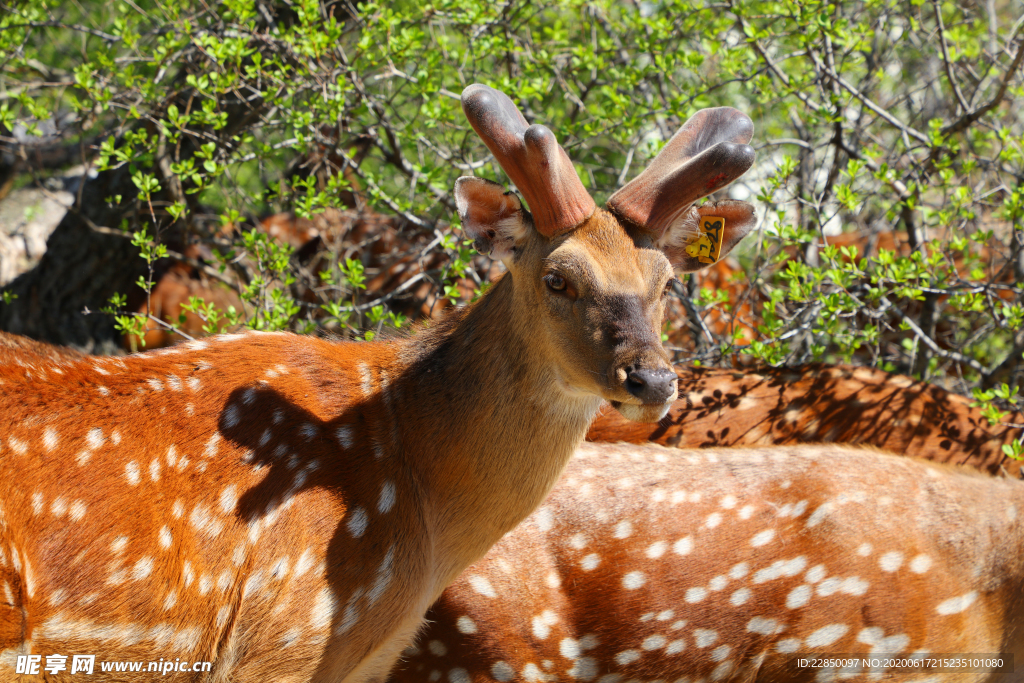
455,85,756,422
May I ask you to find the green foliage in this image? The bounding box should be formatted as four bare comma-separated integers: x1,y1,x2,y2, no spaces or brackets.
1,0,1021,433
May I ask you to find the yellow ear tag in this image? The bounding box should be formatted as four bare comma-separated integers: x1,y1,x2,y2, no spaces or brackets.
684,217,726,264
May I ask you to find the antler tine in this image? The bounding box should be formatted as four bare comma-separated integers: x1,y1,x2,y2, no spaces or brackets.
607,107,756,238
462,84,596,237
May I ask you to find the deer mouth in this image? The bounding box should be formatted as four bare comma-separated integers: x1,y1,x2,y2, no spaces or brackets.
609,398,674,423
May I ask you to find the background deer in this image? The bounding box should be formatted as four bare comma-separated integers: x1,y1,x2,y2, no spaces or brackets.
390,441,1024,683
0,85,756,682
587,363,1024,479
390,363,1023,683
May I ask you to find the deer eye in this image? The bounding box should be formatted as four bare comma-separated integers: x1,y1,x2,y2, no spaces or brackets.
663,277,680,296
544,273,567,292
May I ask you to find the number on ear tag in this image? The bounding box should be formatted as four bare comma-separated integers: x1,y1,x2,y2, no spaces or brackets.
684,217,726,264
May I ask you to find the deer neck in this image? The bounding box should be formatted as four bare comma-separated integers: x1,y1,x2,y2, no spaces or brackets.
392,275,602,590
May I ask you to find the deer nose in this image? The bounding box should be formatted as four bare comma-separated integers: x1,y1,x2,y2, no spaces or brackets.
624,367,677,404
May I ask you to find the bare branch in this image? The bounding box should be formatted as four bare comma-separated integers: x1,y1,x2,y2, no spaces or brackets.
941,32,1024,136
933,0,971,113
0,21,120,42
807,50,931,145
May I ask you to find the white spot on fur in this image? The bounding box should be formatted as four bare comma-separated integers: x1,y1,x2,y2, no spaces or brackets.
347,507,368,538
125,461,140,486
581,554,601,571
787,584,812,609
132,557,153,580
456,616,477,634
190,503,224,537
368,546,395,605
909,554,932,573
751,529,776,547
219,485,238,514
731,587,751,606
468,575,497,598
623,571,646,590
694,628,718,647
86,428,104,450
806,501,834,527
748,617,783,635
42,427,58,451
281,627,300,647
646,541,668,559
205,432,220,458
806,564,827,583
491,662,515,682
776,638,801,653
536,507,554,532
936,591,978,615
673,536,694,555
805,624,849,648
532,610,558,639
730,562,750,579
358,363,373,396
310,587,336,629
294,548,315,577
159,527,172,549
879,551,904,572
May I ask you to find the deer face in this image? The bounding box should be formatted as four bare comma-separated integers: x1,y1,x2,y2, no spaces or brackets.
523,210,678,421
455,85,758,423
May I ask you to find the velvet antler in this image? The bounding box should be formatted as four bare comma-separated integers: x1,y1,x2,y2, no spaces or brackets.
607,107,755,240
462,84,596,237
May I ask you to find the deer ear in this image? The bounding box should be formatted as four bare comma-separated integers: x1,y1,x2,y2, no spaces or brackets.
659,199,757,273
455,176,530,261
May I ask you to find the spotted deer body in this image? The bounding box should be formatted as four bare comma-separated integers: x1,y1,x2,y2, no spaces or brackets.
585,364,1024,479
0,86,757,682
391,443,1024,683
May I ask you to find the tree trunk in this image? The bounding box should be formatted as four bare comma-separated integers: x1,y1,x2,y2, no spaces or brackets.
0,165,147,355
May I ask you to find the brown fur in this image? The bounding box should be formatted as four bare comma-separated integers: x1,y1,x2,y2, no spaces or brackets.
586,364,1024,479
0,206,716,682
391,443,1024,683
1,86,759,680
0,331,84,363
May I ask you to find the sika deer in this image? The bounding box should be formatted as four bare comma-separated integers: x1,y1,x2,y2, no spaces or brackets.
390,442,1024,683
392,363,1024,683
586,363,1024,479
0,85,756,682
